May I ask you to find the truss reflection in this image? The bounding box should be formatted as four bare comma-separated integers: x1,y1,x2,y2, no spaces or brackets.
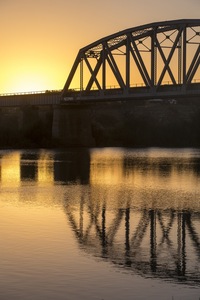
65,195,200,284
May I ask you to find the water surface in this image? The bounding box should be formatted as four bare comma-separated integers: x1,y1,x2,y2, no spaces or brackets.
0,148,200,300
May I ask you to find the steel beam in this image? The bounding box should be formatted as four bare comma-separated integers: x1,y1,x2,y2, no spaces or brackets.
62,19,200,99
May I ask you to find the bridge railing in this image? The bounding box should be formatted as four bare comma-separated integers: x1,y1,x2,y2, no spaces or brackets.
61,81,200,103
0,79,200,106
62,79,200,93
0,89,62,97
0,90,62,107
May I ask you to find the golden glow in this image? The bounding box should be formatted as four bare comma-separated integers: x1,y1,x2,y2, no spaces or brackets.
37,151,54,185
0,152,21,186
1,60,65,94
88,151,200,213
0,0,199,94
10,72,50,94
0,151,54,187
90,149,124,185
90,148,200,194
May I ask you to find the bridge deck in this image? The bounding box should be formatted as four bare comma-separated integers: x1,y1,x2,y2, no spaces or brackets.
62,83,200,103
0,91,61,107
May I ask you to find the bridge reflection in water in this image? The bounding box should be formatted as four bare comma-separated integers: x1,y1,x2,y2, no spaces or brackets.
64,148,200,285
0,148,199,286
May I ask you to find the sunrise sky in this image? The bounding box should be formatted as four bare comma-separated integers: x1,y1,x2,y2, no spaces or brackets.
0,0,199,94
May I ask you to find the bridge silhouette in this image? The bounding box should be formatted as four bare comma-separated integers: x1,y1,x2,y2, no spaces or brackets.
0,19,200,106
62,19,200,102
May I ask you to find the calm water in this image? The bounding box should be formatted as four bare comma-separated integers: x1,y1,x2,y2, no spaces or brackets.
0,148,200,300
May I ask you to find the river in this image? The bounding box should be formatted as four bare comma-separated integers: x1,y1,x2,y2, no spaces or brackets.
0,148,200,300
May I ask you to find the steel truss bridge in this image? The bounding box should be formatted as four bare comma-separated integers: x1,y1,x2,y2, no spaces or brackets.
62,19,200,102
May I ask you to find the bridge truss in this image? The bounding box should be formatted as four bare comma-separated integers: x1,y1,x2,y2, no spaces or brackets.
62,19,200,100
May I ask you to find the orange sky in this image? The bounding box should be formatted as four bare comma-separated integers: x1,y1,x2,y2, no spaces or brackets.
0,0,200,94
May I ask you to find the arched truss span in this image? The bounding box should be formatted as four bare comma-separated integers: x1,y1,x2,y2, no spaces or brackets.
62,19,200,99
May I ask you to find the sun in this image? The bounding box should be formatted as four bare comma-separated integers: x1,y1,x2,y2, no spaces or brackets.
10,72,51,94
0,52,70,95
0,58,64,94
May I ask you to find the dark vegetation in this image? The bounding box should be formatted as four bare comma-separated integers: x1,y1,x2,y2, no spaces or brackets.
91,100,200,148
0,98,200,148
0,106,53,148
